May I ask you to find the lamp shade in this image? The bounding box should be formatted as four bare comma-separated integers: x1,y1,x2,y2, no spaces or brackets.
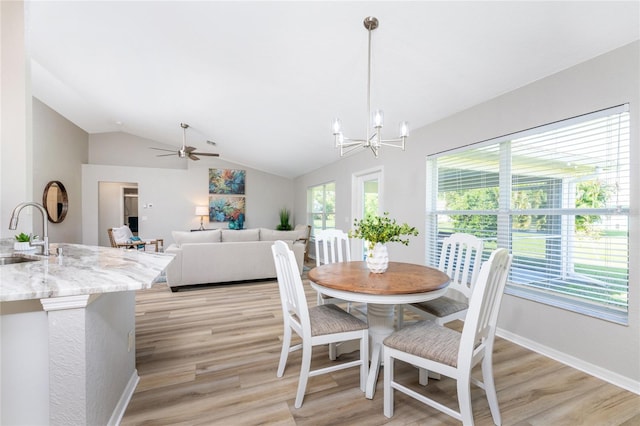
195,206,209,216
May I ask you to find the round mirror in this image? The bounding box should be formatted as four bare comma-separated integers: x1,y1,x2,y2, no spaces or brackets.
42,181,68,223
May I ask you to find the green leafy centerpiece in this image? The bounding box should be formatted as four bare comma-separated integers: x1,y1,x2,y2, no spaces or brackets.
349,213,418,273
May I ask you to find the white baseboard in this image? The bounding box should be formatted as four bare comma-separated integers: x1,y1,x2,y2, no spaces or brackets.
108,369,140,426
496,328,640,395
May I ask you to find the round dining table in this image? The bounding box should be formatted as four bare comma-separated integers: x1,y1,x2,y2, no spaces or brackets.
308,260,450,399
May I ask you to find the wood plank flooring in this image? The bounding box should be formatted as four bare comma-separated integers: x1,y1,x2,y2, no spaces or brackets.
121,272,640,425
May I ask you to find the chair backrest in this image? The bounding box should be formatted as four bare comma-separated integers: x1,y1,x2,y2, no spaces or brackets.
294,224,312,257
272,240,310,335
314,229,351,267
110,225,135,243
107,228,118,248
458,248,512,367
438,233,484,298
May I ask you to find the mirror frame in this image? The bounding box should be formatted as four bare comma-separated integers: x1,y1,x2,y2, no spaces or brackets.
42,180,69,223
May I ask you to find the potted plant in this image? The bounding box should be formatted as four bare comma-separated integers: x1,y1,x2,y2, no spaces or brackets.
349,212,418,273
277,208,292,231
14,232,32,251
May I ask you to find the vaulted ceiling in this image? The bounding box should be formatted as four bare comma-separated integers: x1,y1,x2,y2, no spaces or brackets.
27,1,639,178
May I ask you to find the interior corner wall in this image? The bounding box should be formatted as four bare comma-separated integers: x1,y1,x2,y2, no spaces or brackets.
32,98,88,244
294,41,640,389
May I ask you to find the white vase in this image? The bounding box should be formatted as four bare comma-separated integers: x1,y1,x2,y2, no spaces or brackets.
366,243,389,273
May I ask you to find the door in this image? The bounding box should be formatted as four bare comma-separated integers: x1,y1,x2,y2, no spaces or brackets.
352,168,383,260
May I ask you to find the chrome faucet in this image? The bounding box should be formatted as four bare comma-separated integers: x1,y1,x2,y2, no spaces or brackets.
9,202,50,256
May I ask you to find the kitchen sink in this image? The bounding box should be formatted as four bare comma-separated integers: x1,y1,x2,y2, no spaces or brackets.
0,256,39,265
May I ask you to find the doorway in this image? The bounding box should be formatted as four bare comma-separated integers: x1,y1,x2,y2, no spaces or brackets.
98,181,138,247
352,168,383,260
123,187,139,234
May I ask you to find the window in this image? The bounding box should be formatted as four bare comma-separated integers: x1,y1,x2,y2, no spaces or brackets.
308,182,336,238
426,105,630,324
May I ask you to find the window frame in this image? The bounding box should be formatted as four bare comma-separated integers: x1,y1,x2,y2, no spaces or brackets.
426,104,630,325
307,181,336,238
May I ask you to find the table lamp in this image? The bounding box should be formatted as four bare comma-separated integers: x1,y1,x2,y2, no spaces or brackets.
195,206,209,230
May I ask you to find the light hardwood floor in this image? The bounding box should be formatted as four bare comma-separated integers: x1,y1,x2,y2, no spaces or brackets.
121,272,640,425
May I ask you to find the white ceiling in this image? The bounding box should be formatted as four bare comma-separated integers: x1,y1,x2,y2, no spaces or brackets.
26,1,639,178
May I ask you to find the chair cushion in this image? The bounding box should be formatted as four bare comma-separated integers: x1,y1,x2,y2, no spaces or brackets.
308,304,367,336
383,320,461,367
411,296,469,318
172,229,221,246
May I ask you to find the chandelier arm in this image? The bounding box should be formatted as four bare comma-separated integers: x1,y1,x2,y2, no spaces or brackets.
338,140,367,147
379,138,407,150
337,137,368,145
341,143,367,156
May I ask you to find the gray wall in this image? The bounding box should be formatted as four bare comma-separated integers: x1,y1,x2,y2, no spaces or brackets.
32,98,88,244
294,41,640,390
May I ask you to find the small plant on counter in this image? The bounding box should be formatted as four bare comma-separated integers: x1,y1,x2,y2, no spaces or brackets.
277,208,292,231
14,232,30,242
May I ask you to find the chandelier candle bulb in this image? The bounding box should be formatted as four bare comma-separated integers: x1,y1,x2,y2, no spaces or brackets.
400,121,409,138
332,118,342,135
373,110,384,128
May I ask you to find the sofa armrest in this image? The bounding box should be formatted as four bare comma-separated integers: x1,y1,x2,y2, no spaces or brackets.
165,244,183,287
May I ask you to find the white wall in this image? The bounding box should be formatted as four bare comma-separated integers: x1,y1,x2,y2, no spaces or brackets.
294,41,640,391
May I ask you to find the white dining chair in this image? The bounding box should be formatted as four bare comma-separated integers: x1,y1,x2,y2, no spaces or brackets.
314,228,352,307
398,233,484,329
271,240,369,408
383,248,512,425
314,229,358,359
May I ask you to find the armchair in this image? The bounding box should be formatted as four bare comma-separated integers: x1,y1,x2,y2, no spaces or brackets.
108,225,163,252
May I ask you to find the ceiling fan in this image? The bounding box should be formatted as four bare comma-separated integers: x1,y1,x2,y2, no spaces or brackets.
150,123,219,161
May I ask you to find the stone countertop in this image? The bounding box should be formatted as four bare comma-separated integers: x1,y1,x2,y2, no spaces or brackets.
0,239,174,302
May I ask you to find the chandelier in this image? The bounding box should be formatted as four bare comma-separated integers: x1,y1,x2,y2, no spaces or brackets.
332,16,409,157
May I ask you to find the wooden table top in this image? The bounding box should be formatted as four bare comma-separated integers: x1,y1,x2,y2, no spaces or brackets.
308,261,450,296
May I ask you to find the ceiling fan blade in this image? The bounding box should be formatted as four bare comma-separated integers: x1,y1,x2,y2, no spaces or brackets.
156,153,177,157
191,152,220,157
188,153,201,161
150,147,177,153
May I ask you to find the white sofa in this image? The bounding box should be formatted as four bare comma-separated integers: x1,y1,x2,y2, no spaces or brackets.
165,228,306,291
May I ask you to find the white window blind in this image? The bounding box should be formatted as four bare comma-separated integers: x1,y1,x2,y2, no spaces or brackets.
426,105,630,324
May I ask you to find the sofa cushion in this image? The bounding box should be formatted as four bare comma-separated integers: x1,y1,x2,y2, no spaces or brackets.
221,228,260,242
259,228,305,242
172,229,221,246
